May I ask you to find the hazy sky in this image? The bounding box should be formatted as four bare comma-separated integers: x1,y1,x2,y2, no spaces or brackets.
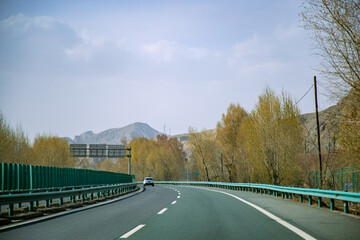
0,0,333,141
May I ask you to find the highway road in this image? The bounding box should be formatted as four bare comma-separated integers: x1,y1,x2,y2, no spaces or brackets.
0,185,359,240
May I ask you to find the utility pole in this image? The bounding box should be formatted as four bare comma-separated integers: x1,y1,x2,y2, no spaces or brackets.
314,76,322,188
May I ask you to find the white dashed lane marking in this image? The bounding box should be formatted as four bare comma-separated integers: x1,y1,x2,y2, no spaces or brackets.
120,224,146,238
157,208,168,215
121,186,182,239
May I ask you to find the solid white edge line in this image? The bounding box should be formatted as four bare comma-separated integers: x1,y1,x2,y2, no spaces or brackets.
120,224,146,238
157,208,168,214
202,188,317,240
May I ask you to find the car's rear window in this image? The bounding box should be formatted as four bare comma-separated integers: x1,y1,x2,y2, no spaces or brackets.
145,177,153,180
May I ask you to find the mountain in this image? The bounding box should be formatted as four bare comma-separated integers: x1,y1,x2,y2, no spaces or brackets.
300,103,341,153
66,122,162,144
65,103,341,148
173,103,341,154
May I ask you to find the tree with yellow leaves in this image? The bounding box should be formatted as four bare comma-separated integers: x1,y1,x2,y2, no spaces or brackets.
32,134,75,168
188,128,220,181
129,135,186,181
0,112,32,164
216,104,248,182
242,88,304,186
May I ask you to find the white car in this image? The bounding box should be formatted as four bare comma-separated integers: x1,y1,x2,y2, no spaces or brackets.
143,177,154,187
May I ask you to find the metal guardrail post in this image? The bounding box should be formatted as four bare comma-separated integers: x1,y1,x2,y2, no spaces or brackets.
344,201,349,213
318,197,322,207
9,203,14,216
29,201,34,211
330,199,334,210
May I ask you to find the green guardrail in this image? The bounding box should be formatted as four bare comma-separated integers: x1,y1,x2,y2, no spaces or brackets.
0,163,132,192
156,181,360,214
0,182,138,216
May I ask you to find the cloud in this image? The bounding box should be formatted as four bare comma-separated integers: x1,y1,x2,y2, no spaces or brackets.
142,40,219,63
227,25,304,77
0,13,133,78
273,24,303,39
0,14,110,65
227,34,282,75
65,30,105,61
230,35,272,60
0,13,77,45
1,13,53,31
0,13,80,74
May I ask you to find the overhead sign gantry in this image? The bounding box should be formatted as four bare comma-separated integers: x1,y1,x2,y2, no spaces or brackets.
69,144,132,174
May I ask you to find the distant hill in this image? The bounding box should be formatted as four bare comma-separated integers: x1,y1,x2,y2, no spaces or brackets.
65,122,163,144
64,103,341,150
301,103,341,153
173,103,341,155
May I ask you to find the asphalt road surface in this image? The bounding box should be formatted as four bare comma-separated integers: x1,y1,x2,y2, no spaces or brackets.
0,185,359,240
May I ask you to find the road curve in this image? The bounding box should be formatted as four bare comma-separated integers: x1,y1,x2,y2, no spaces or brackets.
124,185,360,240
0,186,177,240
1,185,359,240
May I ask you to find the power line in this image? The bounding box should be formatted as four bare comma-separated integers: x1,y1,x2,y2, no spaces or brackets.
296,84,314,105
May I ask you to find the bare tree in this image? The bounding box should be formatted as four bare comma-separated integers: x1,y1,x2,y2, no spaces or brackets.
302,0,360,99
302,0,360,165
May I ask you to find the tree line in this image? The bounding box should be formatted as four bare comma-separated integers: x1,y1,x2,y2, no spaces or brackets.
0,112,74,168
188,88,305,186
0,113,186,182
75,135,187,181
